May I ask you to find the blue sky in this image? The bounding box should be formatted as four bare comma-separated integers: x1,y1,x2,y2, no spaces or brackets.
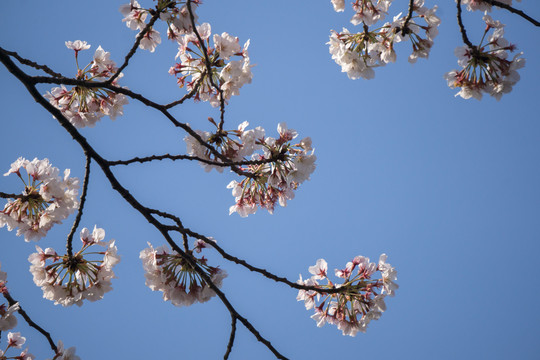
1,1,539,359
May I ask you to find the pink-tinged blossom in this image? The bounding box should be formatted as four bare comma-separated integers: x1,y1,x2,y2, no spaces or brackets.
28,227,120,306
119,0,147,30
309,259,328,280
8,332,26,348
140,241,227,307
0,302,20,331
297,254,397,336
44,44,128,128
139,27,161,53
65,40,90,52
47,340,80,360
0,158,79,242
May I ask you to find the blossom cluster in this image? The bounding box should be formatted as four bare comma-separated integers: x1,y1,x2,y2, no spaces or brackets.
44,41,128,128
0,332,34,360
119,0,201,53
328,0,440,79
140,239,226,307
0,158,79,242
185,121,316,216
297,254,398,336
28,226,120,307
169,22,253,107
444,14,525,100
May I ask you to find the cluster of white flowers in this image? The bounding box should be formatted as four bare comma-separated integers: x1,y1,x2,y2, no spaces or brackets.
44,41,128,128
328,0,440,79
0,158,79,242
140,240,227,307
444,14,525,100
28,226,120,307
169,22,253,107
0,332,35,360
227,123,316,216
185,120,316,216
297,254,398,336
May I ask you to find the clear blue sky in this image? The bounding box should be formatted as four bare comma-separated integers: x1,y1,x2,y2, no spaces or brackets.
1,1,539,359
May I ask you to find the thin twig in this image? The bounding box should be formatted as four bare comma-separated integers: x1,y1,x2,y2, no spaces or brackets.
2,49,64,78
66,152,91,257
164,82,200,109
456,0,474,48
482,0,539,27
3,292,58,353
224,316,237,360
186,0,227,132
108,153,280,167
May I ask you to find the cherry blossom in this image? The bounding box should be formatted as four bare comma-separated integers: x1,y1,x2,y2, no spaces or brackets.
28,226,120,307
444,14,525,100
169,23,252,107
44,44,128,128
0,158,79,242
328,0,440,79
297,254,398,336
140,241,227,307
227,122,316,216
47,341,80,360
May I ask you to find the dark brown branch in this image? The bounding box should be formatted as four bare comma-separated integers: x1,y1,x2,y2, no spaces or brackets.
0,51,288,359
3,292,57,353
164,82,200,109
1,49,64,78
0,192,19,199
66,152,91,257
108,153,280,167
456,0,474,48
224,316,237,360
183,227,345,295
402,0,415,32
27,74,254,178
482,0,539,27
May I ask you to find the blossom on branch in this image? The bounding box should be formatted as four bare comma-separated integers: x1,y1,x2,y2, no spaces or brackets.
47,340,80,360
227,123,317,217
28,226,120,306
445,14,525,100
169,23,252,107
297,254,398,336
0,158,79,242
328,0,440,79
44,43,128,128
140,241,227,307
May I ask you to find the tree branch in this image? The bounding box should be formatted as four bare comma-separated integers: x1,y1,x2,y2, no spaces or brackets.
482,0,539,27
66,152,91,257
3,292,57,354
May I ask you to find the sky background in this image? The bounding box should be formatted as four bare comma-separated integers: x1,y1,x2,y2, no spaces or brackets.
1,1,539,359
